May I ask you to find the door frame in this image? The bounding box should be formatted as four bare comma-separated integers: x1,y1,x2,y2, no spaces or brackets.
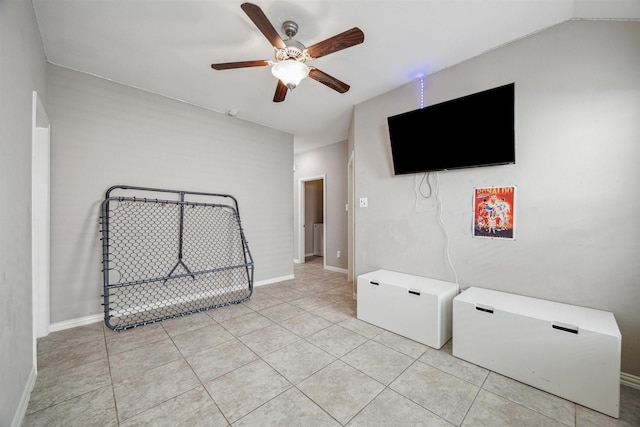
32,90,51,359
348,150,356,295
297,174,325,264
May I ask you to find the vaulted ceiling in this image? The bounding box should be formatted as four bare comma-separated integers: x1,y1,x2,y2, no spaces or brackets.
32,0,639,153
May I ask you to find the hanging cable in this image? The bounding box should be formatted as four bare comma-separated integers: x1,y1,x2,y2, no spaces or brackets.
414,173,437,213
417,172,432,198
433,172,460,292
411,75,458,291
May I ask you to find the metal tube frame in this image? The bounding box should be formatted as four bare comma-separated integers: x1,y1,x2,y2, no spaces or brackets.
100,185,254,330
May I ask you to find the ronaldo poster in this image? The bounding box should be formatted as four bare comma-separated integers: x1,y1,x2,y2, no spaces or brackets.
473,186,516,239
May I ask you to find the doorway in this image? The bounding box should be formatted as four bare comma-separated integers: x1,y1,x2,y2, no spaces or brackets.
298,175,325,264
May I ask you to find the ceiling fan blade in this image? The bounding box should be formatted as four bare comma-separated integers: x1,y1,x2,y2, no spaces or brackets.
241,2,285,49
309,68,350,93
211,60,269,70
306,27,364,59
273,80,288,103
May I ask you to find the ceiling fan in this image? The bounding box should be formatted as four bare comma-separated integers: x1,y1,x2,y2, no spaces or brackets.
211,2,364,102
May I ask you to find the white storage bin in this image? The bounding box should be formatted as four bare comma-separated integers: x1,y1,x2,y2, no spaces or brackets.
453,286,621,418
357,269,458,349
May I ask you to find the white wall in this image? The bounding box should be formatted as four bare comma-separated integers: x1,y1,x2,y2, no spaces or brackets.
0,1,48,425
294,140,349,270
47,64,294,324
353,20,640,375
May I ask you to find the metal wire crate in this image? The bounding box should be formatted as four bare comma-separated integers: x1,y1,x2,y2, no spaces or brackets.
100,185,254,330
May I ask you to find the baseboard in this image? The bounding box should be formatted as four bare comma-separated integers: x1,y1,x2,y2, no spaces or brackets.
12,365,37,427
325,265,347,274
48,276,295,331
49,313,103,332
621,372,640,390
254,274,295,287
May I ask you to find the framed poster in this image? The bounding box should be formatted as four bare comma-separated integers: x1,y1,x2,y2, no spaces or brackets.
473,186,516,239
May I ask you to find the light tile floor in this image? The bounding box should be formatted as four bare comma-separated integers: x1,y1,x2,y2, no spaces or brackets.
24,257,640,426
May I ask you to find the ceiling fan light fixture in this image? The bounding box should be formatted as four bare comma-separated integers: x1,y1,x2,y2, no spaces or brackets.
271,59,309,90
210,4,364,102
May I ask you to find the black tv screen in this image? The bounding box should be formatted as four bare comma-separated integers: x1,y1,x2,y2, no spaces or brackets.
387,82,515,175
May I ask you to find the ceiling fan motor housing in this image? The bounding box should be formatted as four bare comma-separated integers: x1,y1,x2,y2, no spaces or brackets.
274,22,309,63
275,41,309,62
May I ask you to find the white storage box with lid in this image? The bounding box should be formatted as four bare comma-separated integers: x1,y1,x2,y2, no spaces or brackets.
357,269,458,349
452,286,621,418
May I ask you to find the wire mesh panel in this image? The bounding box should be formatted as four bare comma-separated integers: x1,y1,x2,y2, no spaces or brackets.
100,185,254,330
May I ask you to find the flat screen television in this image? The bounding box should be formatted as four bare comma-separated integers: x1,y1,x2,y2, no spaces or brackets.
387,82,515,175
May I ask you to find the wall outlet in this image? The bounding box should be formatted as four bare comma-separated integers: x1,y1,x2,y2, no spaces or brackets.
359,197,368,208
337,250,341,258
